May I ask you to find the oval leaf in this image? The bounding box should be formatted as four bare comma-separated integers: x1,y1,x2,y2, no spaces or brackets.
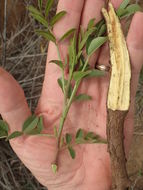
126,4,142,15
98,24,106,37
7,131,23,140
36,30,56,43
76,129,84,139
59,28,76,42
73,70,91,81
119,0,130,9
86,69,105,78
87,37,108,55
57,78,64,92
116,8,128,18
84,132,97,140
37,116,44,133
118,4,142,19
79,27,96,51
0,120,9,133
68,146,76,159
22,115,39,134
45,0,54,17
74,94,92,102
66,133,72,144
50,11,66,26
87,18,96,30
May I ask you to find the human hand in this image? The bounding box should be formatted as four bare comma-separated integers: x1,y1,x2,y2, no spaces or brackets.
0,1,143,190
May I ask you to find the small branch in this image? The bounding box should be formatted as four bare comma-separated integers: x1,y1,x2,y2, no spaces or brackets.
107,109,131,190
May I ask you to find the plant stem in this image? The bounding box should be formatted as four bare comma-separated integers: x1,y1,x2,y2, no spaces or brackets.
34,134,55,138
57,56,90,148
107,109,131,190
56,43,66,96
53,48,90,168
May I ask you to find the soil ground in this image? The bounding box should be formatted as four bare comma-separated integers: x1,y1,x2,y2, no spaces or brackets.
0,0,143,190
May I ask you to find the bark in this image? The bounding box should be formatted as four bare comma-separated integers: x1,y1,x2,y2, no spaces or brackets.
107,109,131,190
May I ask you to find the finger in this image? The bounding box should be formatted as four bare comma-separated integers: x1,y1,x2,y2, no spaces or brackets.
0,68,31,134
124,12,143,151
39,0,84,106
80,0,105,67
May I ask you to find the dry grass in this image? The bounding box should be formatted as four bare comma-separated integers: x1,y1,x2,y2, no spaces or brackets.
0,0,57,189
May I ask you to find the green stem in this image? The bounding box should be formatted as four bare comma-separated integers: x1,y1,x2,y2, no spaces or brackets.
55,43,66,96
57,56,90,148
33,134,55,138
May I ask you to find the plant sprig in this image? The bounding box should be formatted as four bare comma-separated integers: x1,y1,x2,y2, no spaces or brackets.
0,0,142,174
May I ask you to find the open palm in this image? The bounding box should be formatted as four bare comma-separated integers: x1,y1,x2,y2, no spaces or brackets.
1,1,143,190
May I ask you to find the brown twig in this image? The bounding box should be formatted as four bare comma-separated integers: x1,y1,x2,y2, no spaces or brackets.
107,110,131,190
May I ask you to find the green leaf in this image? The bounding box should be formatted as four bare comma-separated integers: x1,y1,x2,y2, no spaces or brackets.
119,0,130,9
86,69,105,78
30,13,49,28
87,37,108,56
51,164,57,174
57,78,64,92
28,5,42,16
7,131,23,140
57,78,73,98
116,8,128,18
69,34,77,70
98,24,106,36
73,70,91,81
126,4,142,15
0,120,9,133
118,4,142,19
50,60,63,69
45,0,54,17
79,27,96,51
22,115,44,135
68,146,76,159
67,83,73,99
74,94,92,102
84,132,97,140
87,18,96,30
96,19,105,31
22,115,39,134
37,116,44,133
36,30,56,43
66,133,72,144
38,0,42,10
50,11,66,26
85,36,93,55
0,120,9,138
76,129,84,139
59,28,76,42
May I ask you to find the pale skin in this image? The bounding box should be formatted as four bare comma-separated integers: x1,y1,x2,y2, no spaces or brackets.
0,0,143,190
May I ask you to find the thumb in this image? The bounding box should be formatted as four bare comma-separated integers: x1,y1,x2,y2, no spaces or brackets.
0,68,31,133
